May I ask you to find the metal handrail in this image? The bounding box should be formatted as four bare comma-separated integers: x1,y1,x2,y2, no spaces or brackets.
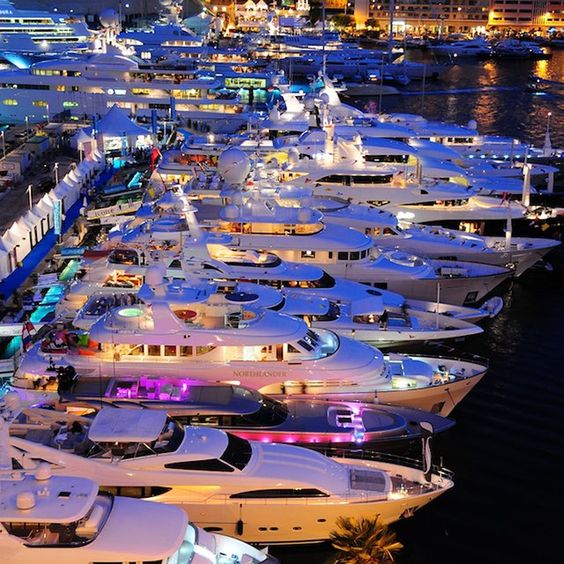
312,446,455,482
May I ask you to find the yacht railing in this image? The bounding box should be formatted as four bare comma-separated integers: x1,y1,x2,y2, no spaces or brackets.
314,447,455,482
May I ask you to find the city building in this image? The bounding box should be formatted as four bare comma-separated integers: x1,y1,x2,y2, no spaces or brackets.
354,0,489,34
489,0,564,30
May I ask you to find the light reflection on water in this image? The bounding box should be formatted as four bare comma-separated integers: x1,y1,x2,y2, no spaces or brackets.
272,52,564,564
351,50,564,147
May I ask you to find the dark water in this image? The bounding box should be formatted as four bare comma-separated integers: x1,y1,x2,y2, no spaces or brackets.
271,53,564,564
353,50,564,149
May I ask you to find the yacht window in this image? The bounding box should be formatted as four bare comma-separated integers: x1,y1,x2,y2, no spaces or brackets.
220,433,252,470
338,252,348,261
196,346,216,355
287,343,300,354
127,344,143,356
383,228,396,235
169,259,182,269
350,251,360,260
301,250,316,259
365,228,372,235
312,272,336,288
180,345,193,356
297,339,314,352
164,345,177,357
230,489,328,498
164,459,234,472
148,345,161,356
328,251,333,259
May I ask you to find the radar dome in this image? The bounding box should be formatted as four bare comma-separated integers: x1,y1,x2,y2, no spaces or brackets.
288,147,300,165
145,264,165,286
35,462,52,482
231,191,244,206
318,92,330,105
224,204,239,219
303,94,316,111
467,119,477,130
16,492,36,511
159,0,173,6
217,147,250,185
99,8,119,28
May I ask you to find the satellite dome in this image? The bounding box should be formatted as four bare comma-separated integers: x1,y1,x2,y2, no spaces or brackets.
288,147,300,165
159,0,173,6
318,92,330,105
35,462,52,482
217,147,251,185
303,94,316,111
467,119,477,130
145,264,165,286
99,8,119,28
231,191,244,206
224,204,240,219
16,492,36,511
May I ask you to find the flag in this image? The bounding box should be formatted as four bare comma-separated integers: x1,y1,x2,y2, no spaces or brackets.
150,147,161,171
21,320,36,352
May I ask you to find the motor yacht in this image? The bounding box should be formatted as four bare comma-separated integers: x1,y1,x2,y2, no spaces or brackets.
0,394,276,564
14,285,488,415
492,39,550,59
17,380,455,447
429,38,492,58
312,197,560,277
10,408,454,544
0,468,273,564
0,46,249,127
199,196,512,305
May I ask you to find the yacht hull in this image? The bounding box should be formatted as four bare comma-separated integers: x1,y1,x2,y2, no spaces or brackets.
368,270,511,306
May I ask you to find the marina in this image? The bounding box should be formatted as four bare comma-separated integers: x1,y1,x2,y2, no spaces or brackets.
0,1,562,563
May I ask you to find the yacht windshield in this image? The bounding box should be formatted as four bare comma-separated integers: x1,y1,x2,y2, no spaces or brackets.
220,433,253,470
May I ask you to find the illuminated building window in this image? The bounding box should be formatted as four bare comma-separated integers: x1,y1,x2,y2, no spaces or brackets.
3,99,17,105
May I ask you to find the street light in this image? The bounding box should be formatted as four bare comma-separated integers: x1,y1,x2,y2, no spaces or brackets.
26,184,33,211
24,115,29,139
0,130,5,159
54,162,60,185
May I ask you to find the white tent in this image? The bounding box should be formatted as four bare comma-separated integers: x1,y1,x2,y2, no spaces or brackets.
36,194,54,234
0,237,11,281
96,104,153,153
7,220,31,260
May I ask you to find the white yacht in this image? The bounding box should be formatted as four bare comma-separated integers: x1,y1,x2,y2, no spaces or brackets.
0,394,275,564
493,39,549,59
198,196,512,305
312,197,560,277
0,47,248,127
14,285,488,416
10,408,454,544
0,469,272,563
0,1,91,63
429,38,492,58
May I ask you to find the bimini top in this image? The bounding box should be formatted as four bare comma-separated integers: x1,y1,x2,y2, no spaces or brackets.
88,408,167,443
0,473,97,523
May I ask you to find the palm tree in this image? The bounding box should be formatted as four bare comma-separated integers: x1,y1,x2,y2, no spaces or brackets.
329,515,403,564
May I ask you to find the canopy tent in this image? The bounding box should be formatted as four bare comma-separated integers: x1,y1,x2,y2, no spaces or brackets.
0,237,10,282
7,220,31,260
95,104,153,154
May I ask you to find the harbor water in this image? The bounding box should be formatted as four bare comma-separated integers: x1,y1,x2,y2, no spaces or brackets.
272,51,564,564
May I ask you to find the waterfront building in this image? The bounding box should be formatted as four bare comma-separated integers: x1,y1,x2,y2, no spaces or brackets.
489,0,564,31
353,0,490,34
